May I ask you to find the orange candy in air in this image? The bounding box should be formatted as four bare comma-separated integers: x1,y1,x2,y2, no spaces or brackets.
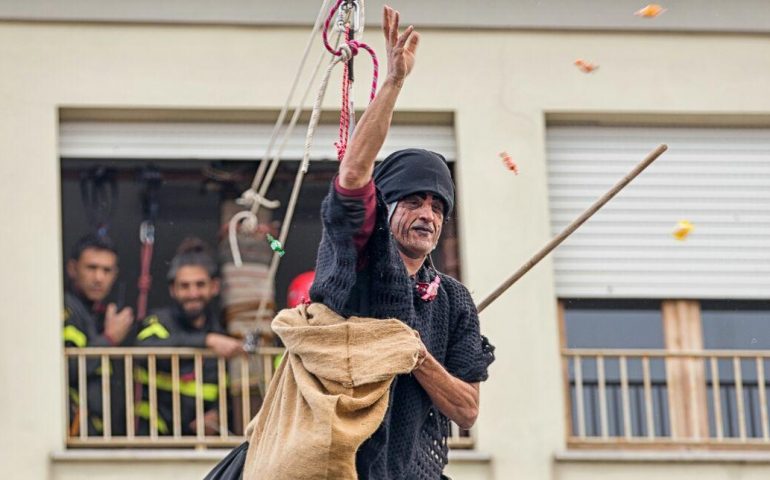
574,59,599,73
672,220,694,241
499,152,519,175
635,4,666,18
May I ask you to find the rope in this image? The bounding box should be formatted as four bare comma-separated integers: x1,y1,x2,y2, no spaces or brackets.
322,0,378,103
240,0,333,211
335,26,353,160
227,25,347,268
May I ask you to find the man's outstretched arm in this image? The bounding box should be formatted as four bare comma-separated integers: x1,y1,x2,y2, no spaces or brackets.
338,5,420,190
413,352,480,430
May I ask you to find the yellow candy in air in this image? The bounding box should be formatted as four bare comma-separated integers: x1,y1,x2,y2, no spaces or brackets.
635,4,667,18
673,220,694,241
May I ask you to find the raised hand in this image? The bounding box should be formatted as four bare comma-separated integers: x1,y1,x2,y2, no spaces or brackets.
205,333,245,359
383,5,420,85
104,303,134,344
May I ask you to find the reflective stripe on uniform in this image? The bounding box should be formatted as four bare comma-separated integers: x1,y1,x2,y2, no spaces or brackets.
134,367,219,401
137,322,170,341
63,325,87,347
135,401,169,434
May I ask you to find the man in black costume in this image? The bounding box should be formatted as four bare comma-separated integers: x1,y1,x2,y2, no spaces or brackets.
309,6,495,479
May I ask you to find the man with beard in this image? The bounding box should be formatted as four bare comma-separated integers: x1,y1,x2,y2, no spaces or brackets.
308,6,495,479
136,238,243,436
64,233,135,436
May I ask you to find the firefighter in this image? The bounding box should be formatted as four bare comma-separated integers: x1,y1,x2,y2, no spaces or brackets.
136,238,243,436
63,233,135,436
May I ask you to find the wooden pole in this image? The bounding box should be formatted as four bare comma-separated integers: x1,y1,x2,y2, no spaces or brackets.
476,144,668,313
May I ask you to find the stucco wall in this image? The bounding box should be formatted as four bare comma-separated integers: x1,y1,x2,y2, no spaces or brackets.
0,17,768,480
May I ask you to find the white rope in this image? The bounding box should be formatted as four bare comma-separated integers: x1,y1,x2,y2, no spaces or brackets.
228,28,347,268
243,0,332,201
227,210,259,268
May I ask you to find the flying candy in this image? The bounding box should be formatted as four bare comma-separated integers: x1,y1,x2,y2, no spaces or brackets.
499,152,519,175
672,220,694,241
635,4,666,18
266,233,285,257
574,59,599,73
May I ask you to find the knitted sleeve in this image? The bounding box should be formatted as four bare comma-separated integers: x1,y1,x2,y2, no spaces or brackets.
442,278,495,383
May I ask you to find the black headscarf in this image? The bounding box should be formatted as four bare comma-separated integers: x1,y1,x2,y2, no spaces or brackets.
373,148,455,217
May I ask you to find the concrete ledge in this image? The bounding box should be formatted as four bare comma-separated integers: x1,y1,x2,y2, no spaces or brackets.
51,449,230,462
448,450,492,463
555,450,770,464
52,448,492,463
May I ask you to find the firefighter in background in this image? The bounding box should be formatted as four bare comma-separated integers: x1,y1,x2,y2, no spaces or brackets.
63,233,135,436
136,238,243,435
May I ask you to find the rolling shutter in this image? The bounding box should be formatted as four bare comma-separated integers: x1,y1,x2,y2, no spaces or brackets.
59,121,456,161
548,126,770,299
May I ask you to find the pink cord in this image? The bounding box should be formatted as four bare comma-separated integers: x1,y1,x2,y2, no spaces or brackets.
322,0,380,160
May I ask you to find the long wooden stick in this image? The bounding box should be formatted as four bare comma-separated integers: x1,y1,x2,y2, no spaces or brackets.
476,144,668,313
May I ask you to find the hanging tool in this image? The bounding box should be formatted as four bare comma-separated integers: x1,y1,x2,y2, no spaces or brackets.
136,165,162,321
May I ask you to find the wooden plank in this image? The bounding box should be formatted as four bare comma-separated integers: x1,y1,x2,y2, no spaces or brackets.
171,354,181,438
620,355,632,439
642,356,655,439
597,355,608,439
218,357,227,439
758,357,769,441
710,356,723,440
241,355,250,433
148,355,158,440
100,355,111,439
124,355,134,439
662,300,708,440
78,354,87,440
195,354,205,441
734,356,747,441
557,300,574,441
574,355,586,438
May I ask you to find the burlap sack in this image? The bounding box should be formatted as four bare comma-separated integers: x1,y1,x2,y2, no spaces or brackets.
242,303,420,480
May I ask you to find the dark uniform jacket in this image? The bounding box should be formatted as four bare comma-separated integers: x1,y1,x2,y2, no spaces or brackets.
135,305,227,436
63,291,131,436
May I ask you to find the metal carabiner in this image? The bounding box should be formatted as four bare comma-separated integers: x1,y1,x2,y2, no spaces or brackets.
139,220,155,245
335,0,360,34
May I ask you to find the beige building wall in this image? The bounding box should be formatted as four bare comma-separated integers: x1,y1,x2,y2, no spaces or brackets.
0,18,769,480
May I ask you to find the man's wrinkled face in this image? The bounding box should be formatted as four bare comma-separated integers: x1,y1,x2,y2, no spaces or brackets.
169,265,220,320
389,192,445,260
67,248,118,303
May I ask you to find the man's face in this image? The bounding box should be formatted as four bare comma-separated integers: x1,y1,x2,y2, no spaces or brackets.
389,192,445,260
67,248,118,303
169,265,220,320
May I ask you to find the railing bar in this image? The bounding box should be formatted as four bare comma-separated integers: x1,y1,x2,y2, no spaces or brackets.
172,354,181,439
100,354,111,439
148,355,158,440
241,355,250,435
574,355,586,438
711,356,723,440
688,353,700,440
78,354,87,440
597,355,608,439
756,357,770,441
734,356,747,441
620,355,632,439
63,350,70,445
125,354,134,439
195,353,205,442
560,348,770,359
642,356,655,439
218,357,228,439
263,352,273,390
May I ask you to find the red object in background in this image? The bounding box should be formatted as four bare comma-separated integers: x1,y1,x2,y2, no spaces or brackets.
287,271,315,308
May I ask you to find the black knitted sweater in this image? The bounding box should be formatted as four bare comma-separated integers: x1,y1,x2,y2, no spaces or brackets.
310,183,495,480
